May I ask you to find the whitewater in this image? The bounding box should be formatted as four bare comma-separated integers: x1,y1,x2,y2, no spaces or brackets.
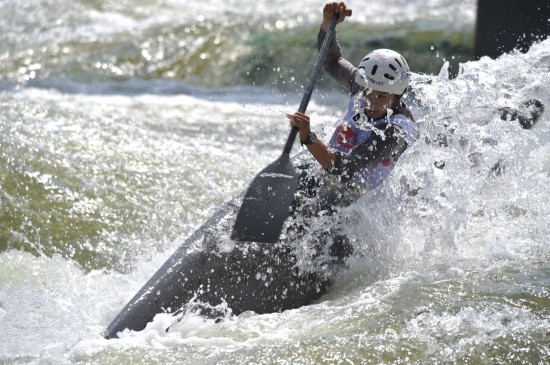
1,0,549,364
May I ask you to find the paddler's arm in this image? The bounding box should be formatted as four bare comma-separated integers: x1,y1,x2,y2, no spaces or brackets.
318,2,360,94
287,112,336,169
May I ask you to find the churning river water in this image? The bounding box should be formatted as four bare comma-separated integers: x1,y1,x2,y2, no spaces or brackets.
1,0,549,364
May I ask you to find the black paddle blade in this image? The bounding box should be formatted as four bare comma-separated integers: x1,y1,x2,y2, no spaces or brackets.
231,154,298,243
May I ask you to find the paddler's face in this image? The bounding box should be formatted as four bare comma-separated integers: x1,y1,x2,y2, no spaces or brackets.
362,89,398,119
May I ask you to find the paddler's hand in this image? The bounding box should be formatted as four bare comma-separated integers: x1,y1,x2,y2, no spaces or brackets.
287,112,311,142
322,2,351,32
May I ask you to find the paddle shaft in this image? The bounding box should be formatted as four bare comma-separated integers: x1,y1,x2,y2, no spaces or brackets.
282,13,342,155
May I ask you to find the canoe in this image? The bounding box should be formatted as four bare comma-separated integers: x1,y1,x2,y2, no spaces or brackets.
103,152,352,339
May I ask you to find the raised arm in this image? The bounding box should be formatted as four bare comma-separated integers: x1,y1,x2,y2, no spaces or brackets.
318,2,361,94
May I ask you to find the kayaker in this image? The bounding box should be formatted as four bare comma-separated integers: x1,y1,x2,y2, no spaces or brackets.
288,1,419,196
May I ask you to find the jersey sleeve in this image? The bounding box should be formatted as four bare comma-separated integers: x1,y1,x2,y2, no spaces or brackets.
317,28,363,95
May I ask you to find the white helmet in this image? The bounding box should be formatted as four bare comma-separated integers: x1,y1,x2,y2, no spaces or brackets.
355,49,410,95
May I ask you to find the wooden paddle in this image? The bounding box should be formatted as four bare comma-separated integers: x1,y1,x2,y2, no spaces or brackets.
231,10,351,243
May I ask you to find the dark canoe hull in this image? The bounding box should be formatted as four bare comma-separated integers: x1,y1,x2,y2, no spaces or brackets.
103,153,344,339
103,230,330,339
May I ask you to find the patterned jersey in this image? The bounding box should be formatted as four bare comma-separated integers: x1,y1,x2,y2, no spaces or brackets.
327,97,418,190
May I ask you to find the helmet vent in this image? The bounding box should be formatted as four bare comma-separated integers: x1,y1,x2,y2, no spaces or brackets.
371,65,378,75
394,58,403,67
384,73,395,80
389,64,398,72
